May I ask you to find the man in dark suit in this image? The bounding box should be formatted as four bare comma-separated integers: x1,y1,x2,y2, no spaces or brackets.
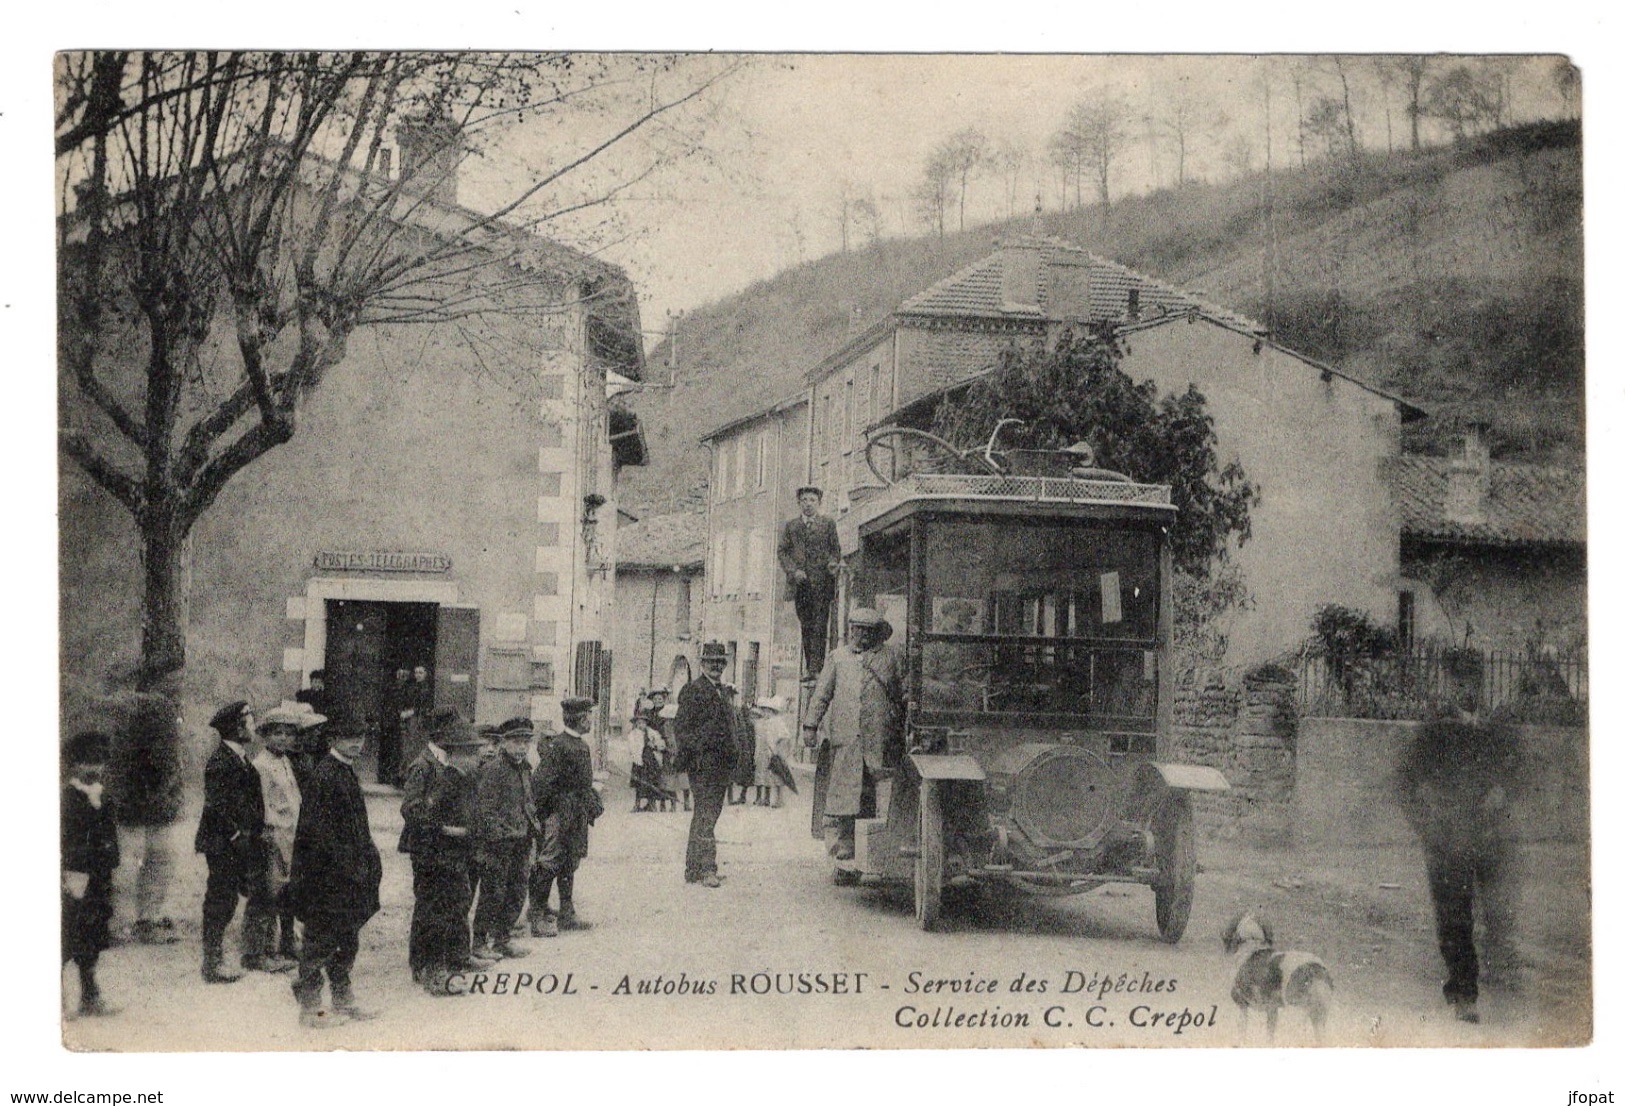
531,698,603,934
1396,659,1525,1025
672,644,740,888
287,725,384,1029
193,700,265,983
777,486,841,679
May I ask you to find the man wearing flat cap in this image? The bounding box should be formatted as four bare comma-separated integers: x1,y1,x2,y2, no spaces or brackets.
531,699,603,933
471,716,539,960
673,646,741,887
400,709,493,995
193,700,265,983
778,486,841,679
802,608,905,861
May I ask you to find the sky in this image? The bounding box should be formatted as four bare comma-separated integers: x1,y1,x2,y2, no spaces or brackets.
457,54,1572,335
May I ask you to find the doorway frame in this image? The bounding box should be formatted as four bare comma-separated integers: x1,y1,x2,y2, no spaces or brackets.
299,576,461,687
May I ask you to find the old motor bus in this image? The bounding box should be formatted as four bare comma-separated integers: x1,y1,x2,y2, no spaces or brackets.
807,444,1228,939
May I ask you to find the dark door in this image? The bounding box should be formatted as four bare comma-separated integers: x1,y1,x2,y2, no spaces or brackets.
435,606,480,725
325,600,389,780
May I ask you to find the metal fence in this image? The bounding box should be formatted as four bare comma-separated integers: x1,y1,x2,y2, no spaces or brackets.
1297,645,1588,723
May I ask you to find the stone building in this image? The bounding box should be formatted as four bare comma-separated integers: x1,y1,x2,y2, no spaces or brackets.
609,511,706,725
60,126,647,775
1389,430,1586,656
701,235,1422,678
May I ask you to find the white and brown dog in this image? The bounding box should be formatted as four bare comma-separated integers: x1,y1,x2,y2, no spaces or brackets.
1222,910,1335,1043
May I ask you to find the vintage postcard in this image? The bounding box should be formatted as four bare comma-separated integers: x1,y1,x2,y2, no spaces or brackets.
49,48,1590,1064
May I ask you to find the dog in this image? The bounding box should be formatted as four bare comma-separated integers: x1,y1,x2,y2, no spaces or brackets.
1221,909,1335,1043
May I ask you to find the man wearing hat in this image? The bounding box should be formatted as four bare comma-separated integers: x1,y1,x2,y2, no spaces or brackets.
62,730,120,1017
672,645,741,887
778,486,841,679
531,698,603,933
193,700,265,983
243,705,311,972
286,724,383,1028
802,608,905,860
471,717,539,960
400,709,493,995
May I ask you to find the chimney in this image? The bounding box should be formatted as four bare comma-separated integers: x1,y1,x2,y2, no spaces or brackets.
1444,425,1490,526
396,111,464,207
999,237,1043,313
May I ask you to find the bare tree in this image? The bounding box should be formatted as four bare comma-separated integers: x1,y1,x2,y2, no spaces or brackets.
1056,91,1131,218
912,144,954,239
989,138,1027,220
1154,76,1222,187
851,191,883,249
1552,57,1581,119
1424,62,1504,140
57,51,738,689
934,128,987,232
1305,95,1352,161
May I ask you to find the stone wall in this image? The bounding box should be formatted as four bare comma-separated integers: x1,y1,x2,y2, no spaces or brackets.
1167,664,1298,845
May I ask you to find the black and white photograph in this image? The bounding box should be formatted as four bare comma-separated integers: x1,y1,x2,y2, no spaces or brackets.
17,21,1614,1098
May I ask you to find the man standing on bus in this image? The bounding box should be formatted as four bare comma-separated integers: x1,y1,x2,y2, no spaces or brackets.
777,486,840,680
801,608,905,860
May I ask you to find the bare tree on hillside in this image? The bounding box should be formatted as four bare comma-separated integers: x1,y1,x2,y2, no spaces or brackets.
57,51,738,690
912,144,954,239
989,138,1027,220
1380,55,1434,152
1552,58,1580,118
1154,76,1223,187
851,192,883,249
935,128,987,233
1424,62,1504,141
1055,91,1131,222
1305,95,1353,161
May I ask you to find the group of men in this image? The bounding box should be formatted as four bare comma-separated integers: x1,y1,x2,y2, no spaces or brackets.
397,699,601,999
97,692,604,1027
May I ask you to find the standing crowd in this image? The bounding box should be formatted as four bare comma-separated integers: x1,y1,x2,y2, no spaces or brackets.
62,657,800,1030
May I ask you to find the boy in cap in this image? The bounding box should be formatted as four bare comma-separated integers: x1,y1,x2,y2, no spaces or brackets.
242,705,309,972
778,486,841,679
193,700,265,983
287,724,383,1029
400,710,494,995
62,731,120,1017
471,717,539,960
531,698,603,933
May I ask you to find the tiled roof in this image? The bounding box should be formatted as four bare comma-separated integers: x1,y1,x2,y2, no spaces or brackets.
894,238,1265,334
1389,455,1586,547
618,511,707,569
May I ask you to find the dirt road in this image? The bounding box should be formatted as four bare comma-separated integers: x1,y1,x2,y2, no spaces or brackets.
64,781,1589,1051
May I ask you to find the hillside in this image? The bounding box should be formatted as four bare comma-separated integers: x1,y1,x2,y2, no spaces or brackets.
620,122,1583,516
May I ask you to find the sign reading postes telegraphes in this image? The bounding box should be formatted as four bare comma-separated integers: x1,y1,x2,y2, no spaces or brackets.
312,550,452,573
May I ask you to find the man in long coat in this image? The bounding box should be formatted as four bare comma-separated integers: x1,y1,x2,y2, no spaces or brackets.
1396,665,1525,1025
777,486,840,679
801,609,905,860
530,698,603,933
193,700,265,983
287,725,383,1029
399,711,492,995
673,644,740,887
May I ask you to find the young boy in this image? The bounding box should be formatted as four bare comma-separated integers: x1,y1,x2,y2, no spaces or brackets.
471,718,538,960
244,706,308,972
63,730,120,1017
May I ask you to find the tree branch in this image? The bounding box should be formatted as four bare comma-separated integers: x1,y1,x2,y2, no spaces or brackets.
60,430,144,516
